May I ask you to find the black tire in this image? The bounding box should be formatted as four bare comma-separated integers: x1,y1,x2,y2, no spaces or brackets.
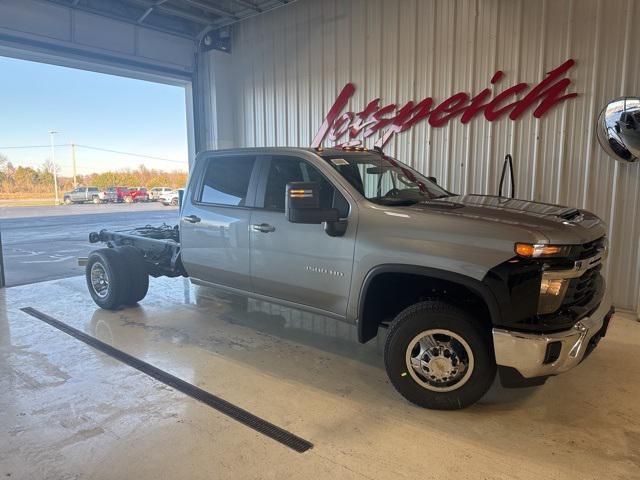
64,196,72,205
116,246,149,305
170,197,178,206
85,248,131,310
384,301,496,410
92,195,100,204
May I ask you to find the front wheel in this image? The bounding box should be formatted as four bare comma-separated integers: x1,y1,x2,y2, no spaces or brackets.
384,301,496,410
92,196,101,204
124,196,133,203
64,197,72,205
170,197,178,206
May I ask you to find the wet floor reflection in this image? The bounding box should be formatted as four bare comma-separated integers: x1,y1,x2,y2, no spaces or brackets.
194,284,386,368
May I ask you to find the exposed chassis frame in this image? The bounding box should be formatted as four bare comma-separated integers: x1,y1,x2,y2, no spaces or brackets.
88,229,185,278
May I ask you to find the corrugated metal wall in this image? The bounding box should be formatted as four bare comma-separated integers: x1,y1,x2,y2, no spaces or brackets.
201,0,640,311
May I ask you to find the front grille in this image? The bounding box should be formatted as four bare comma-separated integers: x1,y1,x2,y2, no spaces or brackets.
571,237,606,260
563,264,602,307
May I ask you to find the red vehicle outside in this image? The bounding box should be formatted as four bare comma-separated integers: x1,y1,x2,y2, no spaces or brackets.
99,186,131,203
126,187,149,203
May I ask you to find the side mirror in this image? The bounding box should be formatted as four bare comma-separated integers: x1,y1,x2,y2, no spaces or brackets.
286,182,339,224
427,176,438,184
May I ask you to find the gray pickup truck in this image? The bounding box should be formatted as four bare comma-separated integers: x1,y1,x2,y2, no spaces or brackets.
63,186,101,204
83,147,613,409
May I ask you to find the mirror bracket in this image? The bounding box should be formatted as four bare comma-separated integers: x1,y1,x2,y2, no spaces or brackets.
324,220,348,237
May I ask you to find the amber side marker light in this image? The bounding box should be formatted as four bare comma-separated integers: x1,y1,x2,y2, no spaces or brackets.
515,243,567,258
289,189,313,198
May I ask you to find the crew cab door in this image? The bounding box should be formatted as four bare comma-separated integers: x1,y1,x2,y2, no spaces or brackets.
250,155,356,317
180,154,259,291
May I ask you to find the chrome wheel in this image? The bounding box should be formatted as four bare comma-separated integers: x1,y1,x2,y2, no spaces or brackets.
405,329,474,392
90,262,110,299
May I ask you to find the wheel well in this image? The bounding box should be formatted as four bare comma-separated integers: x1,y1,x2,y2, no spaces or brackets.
359,272,494,343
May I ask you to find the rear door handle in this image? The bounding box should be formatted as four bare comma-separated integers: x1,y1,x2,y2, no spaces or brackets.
252,223,275,233
183,215,201,223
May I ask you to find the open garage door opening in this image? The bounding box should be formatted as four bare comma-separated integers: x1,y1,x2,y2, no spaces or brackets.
0,55,190,287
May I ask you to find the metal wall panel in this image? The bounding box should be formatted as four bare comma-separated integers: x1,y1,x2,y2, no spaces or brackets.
202,0,640,311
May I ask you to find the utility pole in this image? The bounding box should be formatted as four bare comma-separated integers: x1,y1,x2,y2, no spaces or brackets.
71,143,77,187
49,131,59,205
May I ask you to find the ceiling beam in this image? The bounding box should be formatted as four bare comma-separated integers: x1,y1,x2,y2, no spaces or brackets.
126,0,219,26
227,0,261,13
210,0,295,29
179,0,238,21
137,0,168,23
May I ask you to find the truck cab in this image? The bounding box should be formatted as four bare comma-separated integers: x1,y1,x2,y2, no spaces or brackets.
85,147,613,409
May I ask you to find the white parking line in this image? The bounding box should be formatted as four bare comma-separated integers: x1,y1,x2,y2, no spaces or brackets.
21,256,75,264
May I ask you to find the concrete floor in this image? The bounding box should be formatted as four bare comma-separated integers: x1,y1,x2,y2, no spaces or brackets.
1,276,639,480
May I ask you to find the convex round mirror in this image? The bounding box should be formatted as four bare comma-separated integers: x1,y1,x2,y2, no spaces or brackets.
597,97,640,162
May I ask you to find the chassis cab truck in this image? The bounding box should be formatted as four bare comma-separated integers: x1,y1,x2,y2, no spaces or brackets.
84,147,614,409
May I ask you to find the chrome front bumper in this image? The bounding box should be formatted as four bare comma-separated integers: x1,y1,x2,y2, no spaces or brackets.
492,292,613,379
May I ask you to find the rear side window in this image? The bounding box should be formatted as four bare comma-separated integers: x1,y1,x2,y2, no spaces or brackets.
199,156,256,206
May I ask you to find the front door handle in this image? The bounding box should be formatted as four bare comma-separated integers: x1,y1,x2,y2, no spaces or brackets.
252,223,275,233
183,215,201,223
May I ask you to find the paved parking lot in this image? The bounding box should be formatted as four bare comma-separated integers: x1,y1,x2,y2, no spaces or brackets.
0,203,179,286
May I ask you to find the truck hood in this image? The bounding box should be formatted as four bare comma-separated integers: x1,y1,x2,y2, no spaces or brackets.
406,194,607,245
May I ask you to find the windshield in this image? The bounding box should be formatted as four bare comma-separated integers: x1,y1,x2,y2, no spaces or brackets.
321,152,452,205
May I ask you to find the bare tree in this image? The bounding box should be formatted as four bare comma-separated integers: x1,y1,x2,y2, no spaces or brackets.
42,158,60,174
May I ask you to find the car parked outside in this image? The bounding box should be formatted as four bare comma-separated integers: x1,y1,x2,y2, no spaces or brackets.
63,187,101,204
99,186,131,203
125,187,149,203
149,187,173,201
159,188,184,206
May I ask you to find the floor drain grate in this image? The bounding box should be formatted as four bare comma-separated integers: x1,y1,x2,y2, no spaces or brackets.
20,306,313,454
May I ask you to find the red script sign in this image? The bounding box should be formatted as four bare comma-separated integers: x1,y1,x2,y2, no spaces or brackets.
311,59,578,148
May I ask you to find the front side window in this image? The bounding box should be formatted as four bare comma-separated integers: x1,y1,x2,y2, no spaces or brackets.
322,152,451,206
263,156,346,215
200,155,256,206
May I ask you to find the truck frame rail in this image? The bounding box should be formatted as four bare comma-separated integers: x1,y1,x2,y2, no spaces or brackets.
88,224,185,278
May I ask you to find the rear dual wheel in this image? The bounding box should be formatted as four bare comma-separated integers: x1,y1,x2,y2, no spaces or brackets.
384,301,496,410
86,246,149,310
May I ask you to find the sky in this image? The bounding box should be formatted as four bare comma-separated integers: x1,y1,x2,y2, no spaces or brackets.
0,55,189,177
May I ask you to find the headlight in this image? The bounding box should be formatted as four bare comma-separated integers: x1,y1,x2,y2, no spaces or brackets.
537,276,569,314
515,243,572,258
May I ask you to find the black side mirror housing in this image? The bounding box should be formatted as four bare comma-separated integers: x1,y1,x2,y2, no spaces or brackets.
427,176,438,184
286,182,339,224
